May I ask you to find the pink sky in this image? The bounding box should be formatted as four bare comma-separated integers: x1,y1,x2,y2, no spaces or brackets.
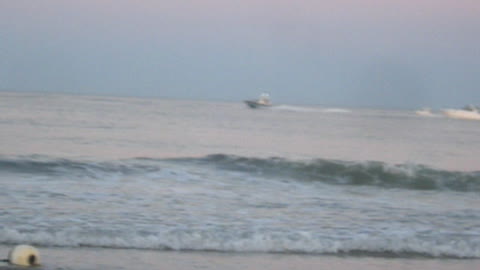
3,0,478,50
3,0,479,28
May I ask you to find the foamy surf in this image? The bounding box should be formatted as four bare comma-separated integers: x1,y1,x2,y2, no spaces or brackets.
1,154,479,261
1,228,479,258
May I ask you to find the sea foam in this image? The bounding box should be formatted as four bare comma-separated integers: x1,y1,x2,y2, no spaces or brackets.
0,228,478,258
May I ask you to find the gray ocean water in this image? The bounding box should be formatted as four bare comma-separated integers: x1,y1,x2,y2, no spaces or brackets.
0,91,479,262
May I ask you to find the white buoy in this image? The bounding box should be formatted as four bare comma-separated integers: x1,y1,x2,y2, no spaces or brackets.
8,245,40,266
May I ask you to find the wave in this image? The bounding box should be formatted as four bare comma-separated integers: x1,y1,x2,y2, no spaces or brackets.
1,155,479,192
0,156,161,178
0,228,478,258
179,154,480,192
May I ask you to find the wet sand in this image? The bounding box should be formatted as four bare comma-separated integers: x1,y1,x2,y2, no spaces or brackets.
1,245,479,270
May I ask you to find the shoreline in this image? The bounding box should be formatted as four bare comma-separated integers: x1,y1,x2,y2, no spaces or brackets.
1,245,479,270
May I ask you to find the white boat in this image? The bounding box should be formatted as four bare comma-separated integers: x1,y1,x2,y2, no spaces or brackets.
244,93,272,109
443,105,480,121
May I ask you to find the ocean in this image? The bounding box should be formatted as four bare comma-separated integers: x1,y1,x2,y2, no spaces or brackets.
0,91,479,270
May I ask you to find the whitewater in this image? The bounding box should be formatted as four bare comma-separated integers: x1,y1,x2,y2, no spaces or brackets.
0,92,479,269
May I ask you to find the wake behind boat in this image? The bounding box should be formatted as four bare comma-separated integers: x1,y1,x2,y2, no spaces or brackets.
415,108,436,117
244,93,272,109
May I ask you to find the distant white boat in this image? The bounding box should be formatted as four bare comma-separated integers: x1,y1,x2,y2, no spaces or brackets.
443,105,480,121
244,93,272,109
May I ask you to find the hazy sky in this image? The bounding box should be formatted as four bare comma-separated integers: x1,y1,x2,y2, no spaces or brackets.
1,0,479,108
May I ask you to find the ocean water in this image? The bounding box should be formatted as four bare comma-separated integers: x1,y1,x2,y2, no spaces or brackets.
0,92,479,269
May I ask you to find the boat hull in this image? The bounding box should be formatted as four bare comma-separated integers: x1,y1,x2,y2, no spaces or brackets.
443,109,480,120
244,100,271,109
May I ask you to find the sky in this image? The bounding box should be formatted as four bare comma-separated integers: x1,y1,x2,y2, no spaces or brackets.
1,0,479,108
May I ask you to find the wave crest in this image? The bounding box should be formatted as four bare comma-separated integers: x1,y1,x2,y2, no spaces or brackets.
195,154,480,192
1,154,479,192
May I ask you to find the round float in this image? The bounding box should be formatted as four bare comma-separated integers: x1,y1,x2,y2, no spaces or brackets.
8,245,40,266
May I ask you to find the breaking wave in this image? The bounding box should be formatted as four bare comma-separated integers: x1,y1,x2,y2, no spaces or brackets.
0,228,478,258
1,154,479,192
184,154,480,192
